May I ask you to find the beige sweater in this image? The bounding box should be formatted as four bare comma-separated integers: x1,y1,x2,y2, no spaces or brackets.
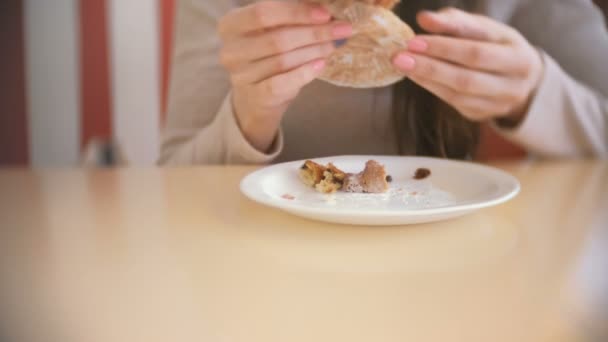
159,0,608,165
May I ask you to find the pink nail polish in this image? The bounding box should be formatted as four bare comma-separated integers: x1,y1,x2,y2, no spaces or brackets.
408,38,428,52
311,7,330,22
332,24,353,38
394,54,415,71
312,59,326,71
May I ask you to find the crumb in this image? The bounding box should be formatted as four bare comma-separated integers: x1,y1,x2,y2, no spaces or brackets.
386,175,393,182
281,194,295,200
414,168,431,180
410,191,418,196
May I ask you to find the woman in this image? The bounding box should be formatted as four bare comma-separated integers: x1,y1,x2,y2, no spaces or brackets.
159,0,608,165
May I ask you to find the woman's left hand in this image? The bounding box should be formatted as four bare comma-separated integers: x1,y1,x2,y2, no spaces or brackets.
393,8,544,125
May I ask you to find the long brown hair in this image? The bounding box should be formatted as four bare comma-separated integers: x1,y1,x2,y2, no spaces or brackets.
393,0,480,159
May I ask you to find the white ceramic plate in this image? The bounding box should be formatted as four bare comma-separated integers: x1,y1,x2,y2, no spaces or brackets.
240,156,520,226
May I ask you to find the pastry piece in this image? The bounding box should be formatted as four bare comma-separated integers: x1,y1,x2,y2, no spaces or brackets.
327,163,347,182
315,163,348,193
316,170,343,193
299,160,327,187
310,0,415,88
318,0,400,10
299,161,348,193
343,160,390,193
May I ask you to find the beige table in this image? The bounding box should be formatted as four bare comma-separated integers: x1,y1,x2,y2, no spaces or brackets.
1,161,607,342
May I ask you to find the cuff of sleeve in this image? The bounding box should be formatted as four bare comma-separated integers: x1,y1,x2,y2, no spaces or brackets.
219,93,283,164
494,51,571,157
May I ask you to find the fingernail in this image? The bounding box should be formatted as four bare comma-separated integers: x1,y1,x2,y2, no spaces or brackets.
332,23,353,38
311,7,331,22
312,59,326,71
407,38,428,52
394,53,415,71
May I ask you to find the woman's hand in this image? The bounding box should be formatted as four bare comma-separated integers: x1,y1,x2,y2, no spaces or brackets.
393,8,544,126
218,1,353,152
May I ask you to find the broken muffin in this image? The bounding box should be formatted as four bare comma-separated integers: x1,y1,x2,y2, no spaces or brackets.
299,159,389,194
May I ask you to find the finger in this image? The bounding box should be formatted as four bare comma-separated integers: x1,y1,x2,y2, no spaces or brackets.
394,52,517,100
218,1,331,39
257,59,326,106
408,74,511,121
406,35,531,75
417,8,521,43
221,22,351,66
231,42,335,85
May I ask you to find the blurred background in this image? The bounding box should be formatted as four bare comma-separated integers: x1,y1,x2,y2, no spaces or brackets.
1,0,175,167
1,0,607,167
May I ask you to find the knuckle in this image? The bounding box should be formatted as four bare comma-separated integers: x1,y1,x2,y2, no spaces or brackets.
521,60,533,75
498,103,512,114
321,42,335,56
505,27,521,40
490,103,510,116
219,49,235,69
458,109,477,120
469,112,487,122
264,78,286,98
421,61,438,77
312,26,329,42
433,41,449,57
274,54,291,71
459,106,486,121
519,53,535,74
439,87,458,103
268,31,289,53
511,86,529,103
296,68,312,85
465,45,483,65
455,74,473,92
252,2,274,27
230,73,246,86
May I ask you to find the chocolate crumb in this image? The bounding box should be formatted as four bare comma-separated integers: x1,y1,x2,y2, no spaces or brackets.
414,168,431,180
386,175,393,183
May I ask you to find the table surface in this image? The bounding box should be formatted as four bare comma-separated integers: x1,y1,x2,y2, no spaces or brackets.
1,161,607,342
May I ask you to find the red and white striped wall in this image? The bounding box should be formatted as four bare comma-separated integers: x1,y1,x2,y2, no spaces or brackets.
1,0,175,167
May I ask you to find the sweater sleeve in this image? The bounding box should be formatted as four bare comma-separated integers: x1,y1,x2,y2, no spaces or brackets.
496,0,608,158
497,52,608,158
158,0,283,165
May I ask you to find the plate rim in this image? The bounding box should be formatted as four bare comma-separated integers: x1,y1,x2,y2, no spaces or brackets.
240,155,520,218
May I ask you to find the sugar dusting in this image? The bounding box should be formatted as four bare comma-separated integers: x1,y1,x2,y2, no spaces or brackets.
372,14,388,28
292,180,455,211
339,53,354,65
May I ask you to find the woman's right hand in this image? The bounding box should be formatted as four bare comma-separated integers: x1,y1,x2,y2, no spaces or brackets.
218,1,353,152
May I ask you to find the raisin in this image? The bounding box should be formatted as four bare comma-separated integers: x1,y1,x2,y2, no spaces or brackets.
414,168,431,180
